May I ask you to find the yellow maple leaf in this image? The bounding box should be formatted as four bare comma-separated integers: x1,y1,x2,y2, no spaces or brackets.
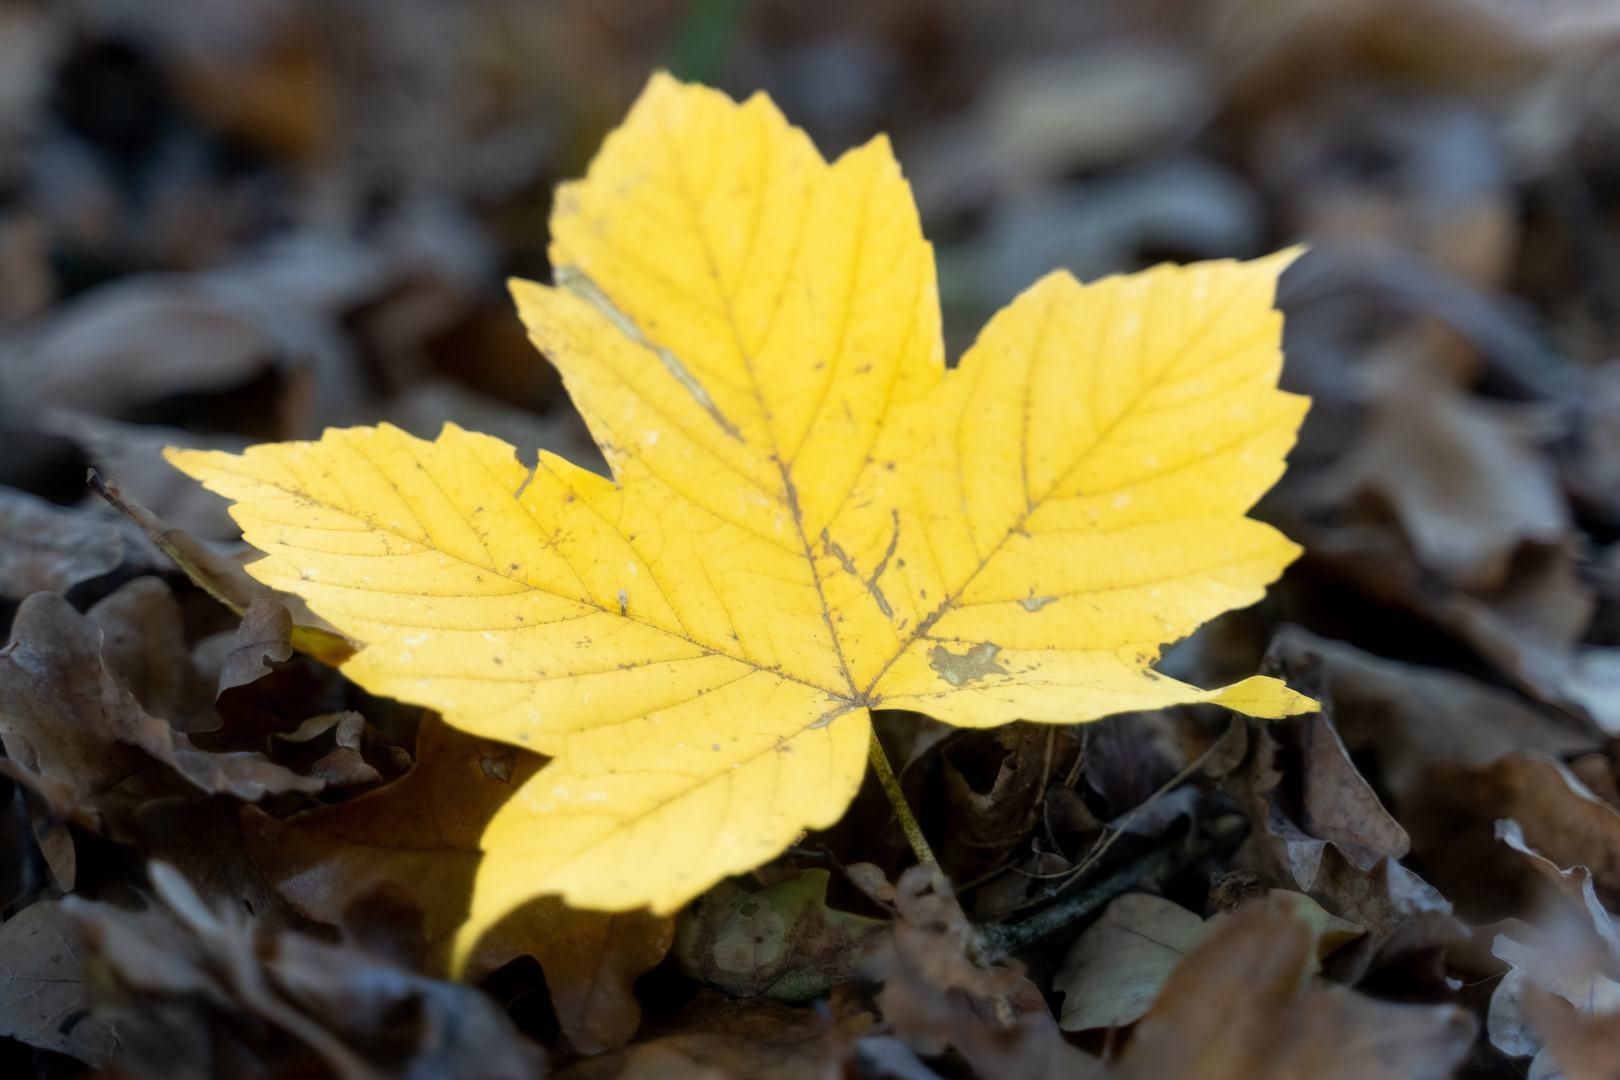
166,73,1315,965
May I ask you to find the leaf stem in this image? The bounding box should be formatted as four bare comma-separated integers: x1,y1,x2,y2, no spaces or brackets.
868,729,938,870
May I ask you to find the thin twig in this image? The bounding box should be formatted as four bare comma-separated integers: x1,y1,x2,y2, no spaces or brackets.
983,727,1234,919
980,814,1245,954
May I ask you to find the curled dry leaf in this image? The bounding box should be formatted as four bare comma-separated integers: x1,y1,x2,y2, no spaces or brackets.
555,988,872,1080
216,598,295,694
941,723,1076,881
1109,896,1475,1080
1487,822,1620,1071
69,862,543,1080
0,484,122,598
244,711,671,1052
0,900,120,1068
1054,890,1364,1033
167,73,1317,949
1405,753,1620,917
863,866,1095,1080
1220,708,1463,980
0,590,321,849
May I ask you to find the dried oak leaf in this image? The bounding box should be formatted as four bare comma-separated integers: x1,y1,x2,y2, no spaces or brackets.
0,590,321,846
167,73,1315,953
863,866,1094,1080
0,484,122,598
88,576,217,730
1486,818,1620,1071
1111,896,1475,1080
1220,709,1463,981
1054,890,1363,1033
244,712,670,1052
69,862,542,1080
557,988,871,1080
0,900,120,1068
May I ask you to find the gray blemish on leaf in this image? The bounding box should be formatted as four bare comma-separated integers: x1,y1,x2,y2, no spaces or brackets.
618,588,628,615
928,642,1009,687
557,266,741,440
1020,596,1058,612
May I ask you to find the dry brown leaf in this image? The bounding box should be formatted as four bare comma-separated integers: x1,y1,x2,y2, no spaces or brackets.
472,899,674,1054
88,576,215,728
215,598,296,695
0,590,188,841
1486,825,1620,1068
1055,891,1364,1033
1221,711,1464,980
0,591,321,850
941,723,1076,882
1112,896,1475,1080
863,866,1095,1080
245,709,670,1049
556,989,871,1080
1315,326,1571,592
1405,753,1620,916
242,712,541,969
0,900,120,1068
70,862,542,1080
0,485,122,598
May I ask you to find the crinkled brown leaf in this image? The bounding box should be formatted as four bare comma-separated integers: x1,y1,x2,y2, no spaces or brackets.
1055,890,1364,1033
556,989,871,1080
1112,896,1475,1080
0,590,321,849
471,898,674,1055
242,712,541,969
0,900,120,1068
1221,710,1463,980
0,484,122,598
69,862,542,1080
863,866,1095,1080
245,709,670,1051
